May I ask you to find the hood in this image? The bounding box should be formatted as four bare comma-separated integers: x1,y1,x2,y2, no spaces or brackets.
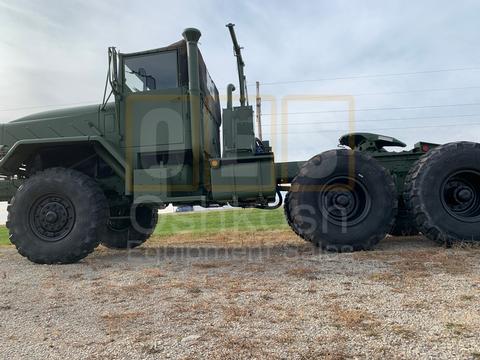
10,104,101,123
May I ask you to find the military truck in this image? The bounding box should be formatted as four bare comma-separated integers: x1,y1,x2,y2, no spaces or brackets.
1,24,479,264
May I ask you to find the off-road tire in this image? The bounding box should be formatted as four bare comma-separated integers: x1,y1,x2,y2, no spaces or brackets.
284,191,307,241
404,142,480,245
286,149,397,251
7,167,108,264
100,205,158,249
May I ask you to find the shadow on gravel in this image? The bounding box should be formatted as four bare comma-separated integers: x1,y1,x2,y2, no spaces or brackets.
89,235,441,265
2,235,473,267
377,235,438,250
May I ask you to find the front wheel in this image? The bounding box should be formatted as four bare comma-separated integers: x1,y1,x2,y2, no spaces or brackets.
7,168,108,264
285,150,398,251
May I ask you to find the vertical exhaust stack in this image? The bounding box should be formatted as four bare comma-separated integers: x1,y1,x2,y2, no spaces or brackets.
227,84,236,110
256,81,262,141
182,28,202,189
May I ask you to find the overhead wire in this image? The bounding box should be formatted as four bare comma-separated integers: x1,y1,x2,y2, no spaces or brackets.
260,113,480,127
2,66,480,112
262,122,480,135
253,66,480,86
262,102,480,116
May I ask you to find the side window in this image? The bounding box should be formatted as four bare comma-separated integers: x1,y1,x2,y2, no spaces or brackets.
124,50,178,92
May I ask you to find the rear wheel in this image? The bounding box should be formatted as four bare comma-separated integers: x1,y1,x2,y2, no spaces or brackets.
405,142,480,244
100,205,158,249
285,150,397,251
7,168,108,264
284,191,307,240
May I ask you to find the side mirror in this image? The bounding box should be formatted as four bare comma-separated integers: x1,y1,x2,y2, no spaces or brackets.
102,47,119,108
108,47,119,93
146,76,156,90
138,68,156,91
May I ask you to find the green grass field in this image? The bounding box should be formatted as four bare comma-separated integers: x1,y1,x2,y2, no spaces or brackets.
154,208,287,237
0,208,288,246
0,226,9,245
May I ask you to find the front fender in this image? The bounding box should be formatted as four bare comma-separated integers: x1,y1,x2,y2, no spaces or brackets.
0,136,126,178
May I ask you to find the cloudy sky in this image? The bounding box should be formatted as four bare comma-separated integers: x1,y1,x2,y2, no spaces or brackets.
1,0,479,161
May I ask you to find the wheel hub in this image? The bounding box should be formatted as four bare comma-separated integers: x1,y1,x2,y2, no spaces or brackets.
45,210,58,223
334,193,352,207
29,195,75,242
456,187,473,202
441,171,480,222
318,177,372,227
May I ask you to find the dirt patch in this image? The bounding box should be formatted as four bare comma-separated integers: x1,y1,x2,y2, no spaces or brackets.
1,232,480,359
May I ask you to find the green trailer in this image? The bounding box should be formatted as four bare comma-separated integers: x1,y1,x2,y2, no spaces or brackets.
0,24,478,263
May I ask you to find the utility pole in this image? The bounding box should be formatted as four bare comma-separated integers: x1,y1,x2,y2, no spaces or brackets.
255,81,262,140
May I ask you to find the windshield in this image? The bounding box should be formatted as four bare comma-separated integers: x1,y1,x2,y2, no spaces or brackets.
123,50,178,92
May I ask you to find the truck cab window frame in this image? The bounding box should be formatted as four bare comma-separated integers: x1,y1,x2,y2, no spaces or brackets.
123,50,179,93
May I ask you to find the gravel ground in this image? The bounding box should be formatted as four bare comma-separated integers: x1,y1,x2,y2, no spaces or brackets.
1,231,480,359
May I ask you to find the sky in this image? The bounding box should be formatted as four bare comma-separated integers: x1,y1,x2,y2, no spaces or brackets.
1,0,480,162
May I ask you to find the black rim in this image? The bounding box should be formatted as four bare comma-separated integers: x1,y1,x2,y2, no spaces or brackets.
441,170,480,223
29,194,76,242
318,176,372,227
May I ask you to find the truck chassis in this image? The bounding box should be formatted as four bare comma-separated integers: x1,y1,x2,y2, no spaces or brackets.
0,25,478,263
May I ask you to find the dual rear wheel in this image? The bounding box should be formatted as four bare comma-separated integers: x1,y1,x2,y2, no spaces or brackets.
285,142,480,251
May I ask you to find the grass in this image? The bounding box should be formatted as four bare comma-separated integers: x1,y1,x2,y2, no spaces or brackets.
0,226,9,246
154,208,287,237
445,322,472,336
331,305,378,331
0,208,288,246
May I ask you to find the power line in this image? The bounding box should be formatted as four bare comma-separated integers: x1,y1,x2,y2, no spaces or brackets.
254,66,480,86
1,84,479,113
262,121,480,134
248,84,480,100
261,113,480,127
2,86,444,113
332,85,480,98
262,102,480,116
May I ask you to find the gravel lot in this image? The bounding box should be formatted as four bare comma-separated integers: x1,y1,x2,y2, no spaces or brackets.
1,231,480,359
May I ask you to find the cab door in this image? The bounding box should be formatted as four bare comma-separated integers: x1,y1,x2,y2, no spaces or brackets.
119,49,191,200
